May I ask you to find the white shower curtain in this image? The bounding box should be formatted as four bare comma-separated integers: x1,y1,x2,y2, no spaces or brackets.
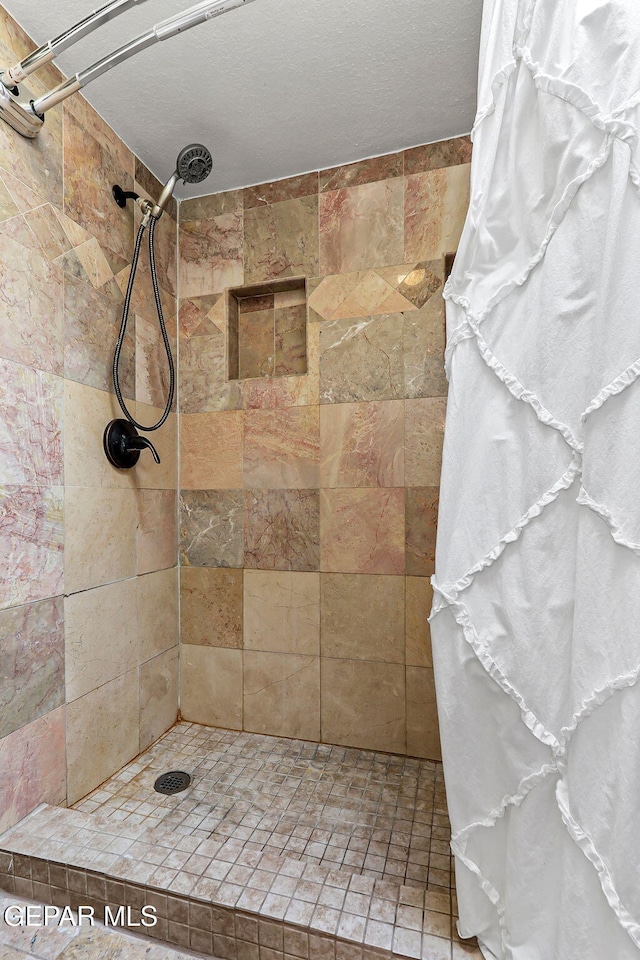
431,1,640,957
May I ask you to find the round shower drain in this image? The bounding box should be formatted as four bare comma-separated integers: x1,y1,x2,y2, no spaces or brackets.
154,771,191,795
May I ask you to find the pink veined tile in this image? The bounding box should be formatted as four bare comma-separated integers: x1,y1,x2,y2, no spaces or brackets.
0,485,64,608
320,488,405,574
0,218,64,376
244,489,320,571
0,358,63,485
179,210,244,299
320,400,404,488
244,407,320,489
319,180,404,275
0,706,66,833
404,166,470,263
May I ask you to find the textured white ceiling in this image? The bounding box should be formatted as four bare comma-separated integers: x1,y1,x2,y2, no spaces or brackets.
2,0,481,197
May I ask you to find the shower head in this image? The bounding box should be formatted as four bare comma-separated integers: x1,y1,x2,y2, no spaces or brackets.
176,143,213,184
151,143,213,218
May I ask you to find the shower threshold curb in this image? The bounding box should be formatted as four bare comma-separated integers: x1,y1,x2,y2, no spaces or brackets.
0,804,458,960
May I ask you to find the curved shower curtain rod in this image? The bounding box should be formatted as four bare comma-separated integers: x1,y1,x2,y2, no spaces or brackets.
0,0,258,138
2,0,153,87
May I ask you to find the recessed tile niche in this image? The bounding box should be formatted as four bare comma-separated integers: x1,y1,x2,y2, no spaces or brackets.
226,277,308,381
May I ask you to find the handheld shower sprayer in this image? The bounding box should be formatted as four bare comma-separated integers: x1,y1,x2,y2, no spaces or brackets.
104,144,213,469
151,144,213,218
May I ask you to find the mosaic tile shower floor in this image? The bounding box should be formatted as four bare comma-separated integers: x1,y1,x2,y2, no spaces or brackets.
74,724,452,894
0,724,482,959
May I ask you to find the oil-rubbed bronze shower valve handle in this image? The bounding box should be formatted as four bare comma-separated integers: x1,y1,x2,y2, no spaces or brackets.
103,418,161,469
124,433,161,463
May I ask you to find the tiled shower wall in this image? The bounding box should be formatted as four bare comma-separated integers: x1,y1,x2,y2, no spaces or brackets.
178,139,471,758
0,7,179,832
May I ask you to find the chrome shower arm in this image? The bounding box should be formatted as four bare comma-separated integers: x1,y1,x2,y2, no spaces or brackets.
3,0,153,86
32,0,258,116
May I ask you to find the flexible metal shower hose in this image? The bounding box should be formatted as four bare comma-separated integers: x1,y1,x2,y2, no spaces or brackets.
113,216,175,431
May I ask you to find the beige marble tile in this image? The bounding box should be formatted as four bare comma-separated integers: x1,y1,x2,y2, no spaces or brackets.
244,195,319,283
243,651,320,740
321,574,404,663
397,259,443,309
140,647,179,751
138,567,179,662
181,189,243,223
136,489,177,574
320,400,404,487
64,275,134,398
180,490,244,567
0,706,66,834
0,597,64,740
63,234,115,291
244,570,320,654
406,665,441,761
0,167,47,216
64,88,133,178
66,668,139,804
321,659,405,753
134,403,177,491
319,315,405,404
238,308,275,379
63,105,133,271
23,202,72,261
64,579,138,702
404,165,470,262
308,272,361,321
320,488,405,574
244,407,320,488
319,180,404,275
275,303,307,376
181,567,243,648
403,295,448,399
179,293,224,338
275,287,306,308
181,411,243,489
120,263,176,332
50,202,92,249
135,312,177,409
180,646,242,729
65,486,137,594
64,380,136,489
0,173,19,221
405,398,446,486
243,173,318,209
406,576,434,668
405,486,439,577
179,329,242,414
